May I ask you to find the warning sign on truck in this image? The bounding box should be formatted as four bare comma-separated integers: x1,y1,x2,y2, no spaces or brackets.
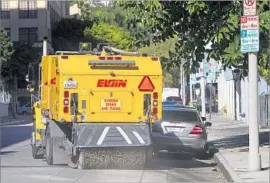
101,98,121,111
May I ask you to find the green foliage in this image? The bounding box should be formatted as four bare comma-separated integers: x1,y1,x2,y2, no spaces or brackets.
163,73,173,88
163,67,181,88
74,1,151,48
52,18,93,51
138,37,178,69
1,42,41,89
84,22,135,51
118,1,270,81
0,28,14,68
76,0,127,27
138,37,177,58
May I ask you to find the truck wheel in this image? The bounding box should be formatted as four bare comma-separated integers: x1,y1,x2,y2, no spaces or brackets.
32,145,44,159
45,128,53,165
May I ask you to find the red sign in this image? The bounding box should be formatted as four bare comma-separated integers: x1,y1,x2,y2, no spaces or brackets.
243,0,256,16
97,79,127,88
241,16,259,30
241,16,247,23
245,0,255,6
138,76,155,92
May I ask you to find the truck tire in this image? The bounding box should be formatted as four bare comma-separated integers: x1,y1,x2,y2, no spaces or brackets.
32,115,44,159
32,145,44,159
45,127,53,165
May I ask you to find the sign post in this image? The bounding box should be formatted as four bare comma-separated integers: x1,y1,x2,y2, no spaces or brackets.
240,15,259,53
243,0,256,15
241,0,261,172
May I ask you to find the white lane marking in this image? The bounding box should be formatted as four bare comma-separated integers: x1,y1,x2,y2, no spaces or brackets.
116,127,132,144
1,123,33,128
97,126,110,145
132,131,145,144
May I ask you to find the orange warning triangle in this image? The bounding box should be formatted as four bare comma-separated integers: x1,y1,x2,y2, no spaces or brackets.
138,76,155,92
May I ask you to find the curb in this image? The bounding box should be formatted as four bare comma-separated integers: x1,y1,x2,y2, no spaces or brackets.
0,120,28,127
213,152,243,183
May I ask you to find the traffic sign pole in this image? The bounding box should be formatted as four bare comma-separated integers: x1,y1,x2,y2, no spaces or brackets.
242,0,261,172
248,52,261,171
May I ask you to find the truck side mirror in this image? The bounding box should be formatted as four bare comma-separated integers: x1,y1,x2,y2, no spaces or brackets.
205,122,212,127
25,74,29,82
201,117,206,121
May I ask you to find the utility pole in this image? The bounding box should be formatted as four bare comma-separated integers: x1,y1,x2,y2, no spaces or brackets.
241,0,261,171
190,74,193,106
209,79,213,120
179,65,182,99
182,64,186,105
200,65,206,118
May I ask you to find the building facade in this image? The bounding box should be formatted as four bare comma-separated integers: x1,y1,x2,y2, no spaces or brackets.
0,0,69,45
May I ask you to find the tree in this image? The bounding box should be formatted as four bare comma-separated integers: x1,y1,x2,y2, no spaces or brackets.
0,28,14,75
138,37,178,69
117,1,270,80
51,18,93,51
74,0,128,27
73,1,151,49
163,73,173,88
84,22,135,51
1,42,41,118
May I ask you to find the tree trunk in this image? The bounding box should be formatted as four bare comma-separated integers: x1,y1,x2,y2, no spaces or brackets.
11,75,17,119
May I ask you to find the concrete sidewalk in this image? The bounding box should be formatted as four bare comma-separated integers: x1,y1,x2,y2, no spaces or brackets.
207,114,269,182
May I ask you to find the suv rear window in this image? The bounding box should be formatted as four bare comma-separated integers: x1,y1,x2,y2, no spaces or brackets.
162,110,199,122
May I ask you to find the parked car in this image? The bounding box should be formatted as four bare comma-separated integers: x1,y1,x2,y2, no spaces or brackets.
166,96,183,104
151,107,212,158
17,102,32,115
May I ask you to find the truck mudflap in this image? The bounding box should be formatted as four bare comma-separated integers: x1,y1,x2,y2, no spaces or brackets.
73,123,151,148
70,123,153,169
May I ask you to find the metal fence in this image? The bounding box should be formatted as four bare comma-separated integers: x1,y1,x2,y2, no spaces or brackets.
259,94,270,127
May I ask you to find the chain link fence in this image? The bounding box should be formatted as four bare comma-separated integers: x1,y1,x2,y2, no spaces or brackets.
259,94,270,127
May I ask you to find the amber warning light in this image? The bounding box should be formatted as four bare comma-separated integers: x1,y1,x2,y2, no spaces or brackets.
138,76,155,92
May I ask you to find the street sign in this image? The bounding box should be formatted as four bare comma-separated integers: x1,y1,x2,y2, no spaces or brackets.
243,0,256,16
240,15,259,53
240,16,259,30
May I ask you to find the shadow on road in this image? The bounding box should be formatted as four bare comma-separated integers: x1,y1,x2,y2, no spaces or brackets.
0,150,18,155
145,152,216,170
0,125,32,149
210,131,269,149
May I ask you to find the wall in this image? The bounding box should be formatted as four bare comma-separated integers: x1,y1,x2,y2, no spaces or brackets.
0,103,9,117
217,68,236,119
1,1,48,42
217,67,269,123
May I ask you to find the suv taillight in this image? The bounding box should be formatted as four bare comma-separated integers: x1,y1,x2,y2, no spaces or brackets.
63,91,69,113
189,125,203,135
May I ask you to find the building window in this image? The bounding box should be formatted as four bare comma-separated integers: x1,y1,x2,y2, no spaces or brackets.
0,0,10,19
19,27,38,42
4,28,10,38
19,0,37,19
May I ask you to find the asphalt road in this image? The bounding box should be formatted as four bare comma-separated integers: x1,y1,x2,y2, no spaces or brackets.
0,123,32,148
0,123,227,183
